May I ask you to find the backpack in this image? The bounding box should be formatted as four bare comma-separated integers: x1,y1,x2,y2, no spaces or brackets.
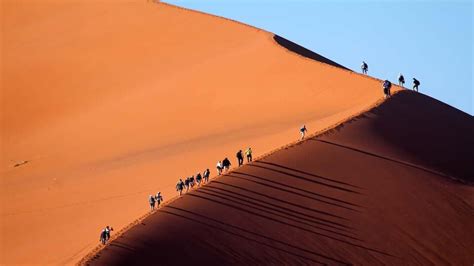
414,79,420,86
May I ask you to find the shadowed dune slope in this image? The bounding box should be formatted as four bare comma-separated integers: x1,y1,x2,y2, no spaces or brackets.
273,35,350,70
86,91,474,265
1,1,394,264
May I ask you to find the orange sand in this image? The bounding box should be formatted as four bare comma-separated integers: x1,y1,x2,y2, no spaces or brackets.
2,1,400,264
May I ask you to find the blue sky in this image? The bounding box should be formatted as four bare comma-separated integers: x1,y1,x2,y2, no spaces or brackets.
165,0,473,115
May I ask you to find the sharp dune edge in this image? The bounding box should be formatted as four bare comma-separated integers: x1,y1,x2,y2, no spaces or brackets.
1,1,472,265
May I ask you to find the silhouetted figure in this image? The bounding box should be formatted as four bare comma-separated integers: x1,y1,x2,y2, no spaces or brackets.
222,157,231,172
105,226,113,241
155,192,163,207
413,78,420,92
100,226,113,244
383,80,392,98
361,61,368,74
236,150,244,166
300,125,307,140
100,229,107,245
190,175,195,188
216,161,223,175
176,179,185,196
398,73,405,87
203,168,210,183
149,195,156,211
196,173,202,187
245,147,253,162
184,177,191,192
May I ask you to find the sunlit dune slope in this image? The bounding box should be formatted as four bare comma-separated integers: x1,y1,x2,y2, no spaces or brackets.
86,91,474,265
2,1,398,264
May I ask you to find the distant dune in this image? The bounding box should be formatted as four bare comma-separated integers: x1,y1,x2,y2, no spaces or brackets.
2,1,471,265
85,91,474,265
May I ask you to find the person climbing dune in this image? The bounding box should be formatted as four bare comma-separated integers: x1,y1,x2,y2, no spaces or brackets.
222,157,231,172
176,179,185,196
216,160,223,175
361,61,368,74
155,192,163,207
398,73,405,87
203,168,210,183
413,78,420,92
300,125,307,140
236,149,244,166
196,173,202,187
383,80,392,98
245,147,253,163
149,195,156,211
185,177,191,192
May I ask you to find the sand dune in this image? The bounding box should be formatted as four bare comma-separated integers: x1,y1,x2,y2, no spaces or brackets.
1,1,398,264
85,91,474,265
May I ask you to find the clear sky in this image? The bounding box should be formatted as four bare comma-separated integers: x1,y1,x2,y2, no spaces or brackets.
165,0,473,115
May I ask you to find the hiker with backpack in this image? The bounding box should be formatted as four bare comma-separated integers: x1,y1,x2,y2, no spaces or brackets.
196,173,202,187
236,150,244,166
149,195,156,211
216,161,223,175
245,147,253,162
190,175,195,188
222,158,231,172
176,179,185,196
203,168,210,183
398,74,405,87
383,80,392,98
300,125,307,140
413,78,420,92
155,192,163,207
361,61,368,74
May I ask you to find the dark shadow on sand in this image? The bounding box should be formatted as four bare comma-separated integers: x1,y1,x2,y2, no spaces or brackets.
164,206,352,265
184,193,394,257
199,186,357,237
273,35,350,70
230,172,362,212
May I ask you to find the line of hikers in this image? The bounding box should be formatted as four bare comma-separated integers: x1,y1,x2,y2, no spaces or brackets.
175,147,253,196
361,61,421,98
102,125,312,244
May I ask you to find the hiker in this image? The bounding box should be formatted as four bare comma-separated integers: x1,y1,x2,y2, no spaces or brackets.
300,125,307,140
216,160,223,175
155,192,163,207
413,78,420,92
176,179,185,196
203,168,210,183
185,177,191,192
190,175,195,188
398,73,405,87
361,61,368,74
149,195,156,211
100,228,108,245
100,226,113,244
196,173,202,187
245,147,253,162
383,80,392,98
222,157,231,172
236,150,244,166
105,226,113,241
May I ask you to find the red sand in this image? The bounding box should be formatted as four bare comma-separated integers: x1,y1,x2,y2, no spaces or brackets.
86,91,474,265
1,1,399,264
